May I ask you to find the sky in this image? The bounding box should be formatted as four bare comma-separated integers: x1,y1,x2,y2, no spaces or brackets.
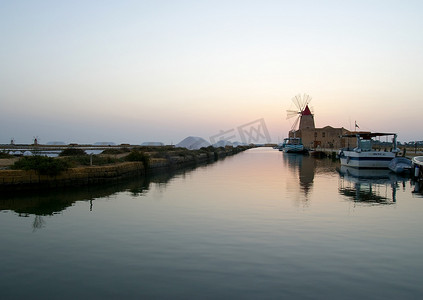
1,0,422,145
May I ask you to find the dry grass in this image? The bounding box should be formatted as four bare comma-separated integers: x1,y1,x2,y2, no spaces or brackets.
0,158,19,168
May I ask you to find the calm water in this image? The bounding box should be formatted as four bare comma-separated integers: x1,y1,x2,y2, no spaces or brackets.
1,148,423,299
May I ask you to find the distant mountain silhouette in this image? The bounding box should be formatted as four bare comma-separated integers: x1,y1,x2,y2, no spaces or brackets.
212,140,233,147
176,136,211,150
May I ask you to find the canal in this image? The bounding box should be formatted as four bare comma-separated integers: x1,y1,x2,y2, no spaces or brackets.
1,147,422,299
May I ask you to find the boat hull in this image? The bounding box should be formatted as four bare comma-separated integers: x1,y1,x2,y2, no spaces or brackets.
283,145,306,153
388,157,412,174
339,150,395,168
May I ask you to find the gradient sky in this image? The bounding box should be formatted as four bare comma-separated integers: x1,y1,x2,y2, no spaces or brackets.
1,0,422,145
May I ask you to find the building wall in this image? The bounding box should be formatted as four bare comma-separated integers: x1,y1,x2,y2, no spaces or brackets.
289,126,357,150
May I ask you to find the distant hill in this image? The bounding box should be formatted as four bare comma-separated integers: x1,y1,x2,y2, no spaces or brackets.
212,140,247,147
213,140,233,147
176,136,211,150
232,141,247,147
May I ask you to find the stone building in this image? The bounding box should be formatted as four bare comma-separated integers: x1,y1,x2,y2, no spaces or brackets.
288,104,356,150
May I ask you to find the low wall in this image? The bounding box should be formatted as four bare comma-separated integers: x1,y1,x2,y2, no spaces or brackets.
0,146,251,191
0,162,144,190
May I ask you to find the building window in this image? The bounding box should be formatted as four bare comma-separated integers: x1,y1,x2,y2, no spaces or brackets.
322,132,326,138
314,132,317,138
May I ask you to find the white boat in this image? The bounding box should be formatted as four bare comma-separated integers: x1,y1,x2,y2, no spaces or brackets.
413,156,423,167
412,156,423,180
281,137,307,154
388,157,412,174
338,132,398,168
277,138,289,151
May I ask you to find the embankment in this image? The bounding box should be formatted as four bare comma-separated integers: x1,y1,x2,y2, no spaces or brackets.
0,146,251,191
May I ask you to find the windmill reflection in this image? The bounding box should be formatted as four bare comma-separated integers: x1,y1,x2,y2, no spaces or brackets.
282,153,316,197
338,166,408,204
32,215,46,232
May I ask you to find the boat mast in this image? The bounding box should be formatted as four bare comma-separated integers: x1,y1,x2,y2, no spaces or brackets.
393,134,398,152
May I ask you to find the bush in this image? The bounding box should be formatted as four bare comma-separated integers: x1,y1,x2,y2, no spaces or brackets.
0,151,13,159
59,148,87,156
12,156,70,176
63,155,119,166
101,148,130,155
125,150,150,168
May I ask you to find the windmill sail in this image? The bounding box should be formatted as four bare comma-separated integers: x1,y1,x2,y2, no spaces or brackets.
286,94,315,132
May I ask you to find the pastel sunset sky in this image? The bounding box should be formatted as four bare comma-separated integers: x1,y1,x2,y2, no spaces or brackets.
1,0,422,144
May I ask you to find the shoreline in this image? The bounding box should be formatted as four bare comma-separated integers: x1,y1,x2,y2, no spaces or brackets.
0,146,252,191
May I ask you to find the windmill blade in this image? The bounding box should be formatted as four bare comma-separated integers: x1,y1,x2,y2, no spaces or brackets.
299,94,306,111
304,93,312,102
299,94,307,111
292,94,303,111
286,110,299,119
299,94,312,111
292,93,313,112
291,115,300,131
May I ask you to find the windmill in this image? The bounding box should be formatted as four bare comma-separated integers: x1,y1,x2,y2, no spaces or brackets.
286,94,315,133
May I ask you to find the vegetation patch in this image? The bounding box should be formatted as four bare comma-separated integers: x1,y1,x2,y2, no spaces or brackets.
63,155,119,167
0,151,13,159
125,150,150,169
59,148,87,156
12,156,70,176
101,148,131,155
138,146,176,153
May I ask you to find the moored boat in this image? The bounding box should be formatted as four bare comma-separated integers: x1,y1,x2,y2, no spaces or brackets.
412,156,423,180
282,137,308,154
388,157,412,174
338,132,398,168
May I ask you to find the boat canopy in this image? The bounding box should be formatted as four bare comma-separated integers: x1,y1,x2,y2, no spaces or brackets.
284,137,302,145
341,132,396,140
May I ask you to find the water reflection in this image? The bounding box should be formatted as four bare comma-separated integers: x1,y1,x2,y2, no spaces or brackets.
32,215,46,232
412,179,423,197
281,153,337,197
337,166,409,204
0,165,201,230
280,152,416,204
1,177,147,215
282,153,316,197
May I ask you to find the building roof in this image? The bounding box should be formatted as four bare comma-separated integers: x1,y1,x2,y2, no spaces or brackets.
302,105,312,116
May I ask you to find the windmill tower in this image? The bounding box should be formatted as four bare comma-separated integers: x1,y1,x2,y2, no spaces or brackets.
286,94,315,133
